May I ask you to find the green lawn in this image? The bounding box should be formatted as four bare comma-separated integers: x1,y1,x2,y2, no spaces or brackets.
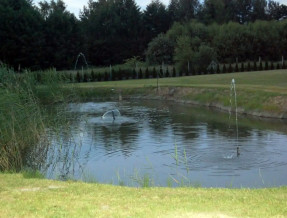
65,70,287,116
0,173,286,217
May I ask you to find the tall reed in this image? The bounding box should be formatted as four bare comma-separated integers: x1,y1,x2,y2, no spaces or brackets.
0,64,66,171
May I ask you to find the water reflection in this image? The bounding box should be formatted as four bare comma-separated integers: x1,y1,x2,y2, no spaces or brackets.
24,100,287,187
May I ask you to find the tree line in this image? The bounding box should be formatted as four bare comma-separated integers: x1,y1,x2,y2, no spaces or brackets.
0,0,287,70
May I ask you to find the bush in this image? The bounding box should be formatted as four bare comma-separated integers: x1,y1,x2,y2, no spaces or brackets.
146,34,174,65
228,63,233,73
264,61,269,70
247,62,251,71
172,66,176,77
253,61,257,71
222,64,227,73
165,67,170,77
240,63,244,72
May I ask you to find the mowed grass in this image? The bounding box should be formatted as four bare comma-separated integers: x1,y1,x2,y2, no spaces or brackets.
67,70,287,115
73,70,287,92
0,173,286,217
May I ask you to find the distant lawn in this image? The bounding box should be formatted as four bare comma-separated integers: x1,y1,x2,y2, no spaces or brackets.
0,173,286,217
72,70,287,94
63,70,287,116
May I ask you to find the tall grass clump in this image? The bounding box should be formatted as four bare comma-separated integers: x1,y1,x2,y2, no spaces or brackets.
0,64,65,171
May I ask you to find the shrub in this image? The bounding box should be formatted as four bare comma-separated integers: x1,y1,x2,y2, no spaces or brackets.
247,62,251,71
240,63,244,72
253,61,257,71
264,61,269,70
228,63,233,73
222,64,227,73
139,68,143,79
146,34,174,65
235,62,239,72
165,67,170,77
172,66,176,77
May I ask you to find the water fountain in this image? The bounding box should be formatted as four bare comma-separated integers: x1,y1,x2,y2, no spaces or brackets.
229,78,239,156
102,109,121,121
74,52,88,70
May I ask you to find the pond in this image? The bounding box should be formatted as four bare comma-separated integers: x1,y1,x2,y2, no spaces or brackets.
25,100,287,188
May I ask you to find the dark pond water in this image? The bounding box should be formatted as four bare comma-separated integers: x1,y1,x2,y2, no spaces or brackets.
25,100,287,187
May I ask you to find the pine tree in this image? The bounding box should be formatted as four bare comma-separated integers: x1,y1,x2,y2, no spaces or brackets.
235,62,239,72
69,73,73,83
91,70,95,81
240,63,244,72
133,69,137,79
247,62,251,71
159,67,163,77
165,67,169,77
104,72,108,81
259,61,263,71
228,63,233,73
76,71,81,82
216,64,220,74
253,61,257,71
118,68,122,80
172,66,176,77
139,68,143,79
264,61,269,70
145,67,149,79
222,64,227,73
83,73,88,82
152,67,157,78
270,62,274,70
276,62,281,69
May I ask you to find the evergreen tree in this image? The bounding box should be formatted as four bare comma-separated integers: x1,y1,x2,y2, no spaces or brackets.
216,64,220,74
172,66,176,77
152,67,157,78
76,71,81,82
235,62,239,72
222,64,227,73
247,62,251,71
133,69,137,79
276,62,281,69
228,63,233,73
240,62,244,72
264,61,269,70
253,61,257,71
259,61,263,71
270,62,274,70
139,68,143,79
165,67,170,77
145,68,150,79
104,72,108,81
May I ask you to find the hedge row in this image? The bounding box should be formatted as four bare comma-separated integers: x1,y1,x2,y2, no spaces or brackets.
35,61,287,84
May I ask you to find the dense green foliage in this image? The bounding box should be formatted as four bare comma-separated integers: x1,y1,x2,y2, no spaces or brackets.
147,19,287,72
0,0,287,70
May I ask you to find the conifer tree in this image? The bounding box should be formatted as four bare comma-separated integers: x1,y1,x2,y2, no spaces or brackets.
264,61,269,70
253,61,257,71
222,64,227,73
165,67,170,77
240,62,244,72
235,62,239,72
228,63,233,73
172,66,176,77
247,62,251,71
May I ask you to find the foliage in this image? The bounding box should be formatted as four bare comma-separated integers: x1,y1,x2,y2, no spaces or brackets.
146,34,175,65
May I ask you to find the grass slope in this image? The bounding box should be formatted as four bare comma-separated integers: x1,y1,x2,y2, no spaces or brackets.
0,173,286,217
68,70,287,116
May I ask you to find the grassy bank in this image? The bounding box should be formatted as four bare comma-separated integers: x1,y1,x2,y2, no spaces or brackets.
0,173,286,217
68,70,287,118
